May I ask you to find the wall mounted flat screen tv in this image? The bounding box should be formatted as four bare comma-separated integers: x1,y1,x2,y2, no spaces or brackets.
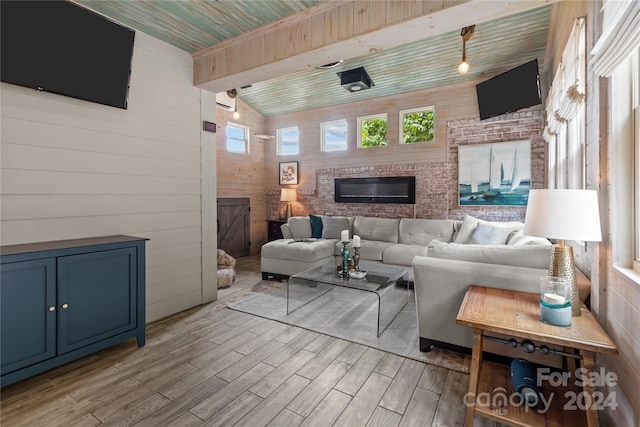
476,59,541,120
1,1,135,109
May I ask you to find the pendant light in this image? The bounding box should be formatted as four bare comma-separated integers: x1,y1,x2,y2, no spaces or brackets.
458,25,475,74
227,89,240,119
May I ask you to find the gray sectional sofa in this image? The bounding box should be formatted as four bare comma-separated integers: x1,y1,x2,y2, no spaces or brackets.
261,215,459,281
260,214,552,352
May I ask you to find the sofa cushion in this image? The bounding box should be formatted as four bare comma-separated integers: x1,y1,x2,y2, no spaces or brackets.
383,243,429,266
322,216,350,239
467,223,513,245
507,230,551,246
427,240,551,269
262,239,337,263
309,214,323,238
398,219,455,245
287,216,312,239
453,215,523,243
334,240,394,261
353,217,400,243
281,224,293,239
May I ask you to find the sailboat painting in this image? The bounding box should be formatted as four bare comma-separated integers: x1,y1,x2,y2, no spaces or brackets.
458,140,531,206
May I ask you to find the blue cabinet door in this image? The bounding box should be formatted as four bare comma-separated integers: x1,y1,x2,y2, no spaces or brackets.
1,259,56,374
57,248,137,354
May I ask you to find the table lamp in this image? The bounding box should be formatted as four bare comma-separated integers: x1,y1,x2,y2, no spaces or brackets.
524,189,602,317
280,188,297,219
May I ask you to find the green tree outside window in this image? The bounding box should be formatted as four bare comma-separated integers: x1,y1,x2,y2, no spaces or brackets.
402,110,434,143
360,117,387,147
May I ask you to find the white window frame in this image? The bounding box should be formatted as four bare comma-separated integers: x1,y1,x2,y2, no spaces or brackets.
226,122,250,154
399,106,435,144
556,128,568,189
357,113,387,148
547,135,557,189
276,126,299,156
633,49,640,271
321,119,348,152
567,103,586,189
634,104,640,271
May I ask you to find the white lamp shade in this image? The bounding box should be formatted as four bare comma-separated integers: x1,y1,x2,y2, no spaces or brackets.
280,188,297,202
524,189,602,242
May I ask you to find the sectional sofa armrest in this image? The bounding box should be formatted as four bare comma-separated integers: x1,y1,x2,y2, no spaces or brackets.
412,256,547,350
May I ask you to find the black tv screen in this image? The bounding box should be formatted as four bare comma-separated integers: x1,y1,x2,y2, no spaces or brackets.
476,59,541,120
1,1,135,109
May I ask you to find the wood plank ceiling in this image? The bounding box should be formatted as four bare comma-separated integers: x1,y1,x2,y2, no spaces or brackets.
75,0,551,118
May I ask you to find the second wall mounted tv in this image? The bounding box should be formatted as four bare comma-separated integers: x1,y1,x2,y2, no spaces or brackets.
476,59,542,120
1,1,135,109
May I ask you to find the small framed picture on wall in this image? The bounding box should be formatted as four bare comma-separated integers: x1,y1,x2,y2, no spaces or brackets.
279,161,299,185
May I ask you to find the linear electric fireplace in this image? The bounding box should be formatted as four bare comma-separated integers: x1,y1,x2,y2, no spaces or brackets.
335,176,416,204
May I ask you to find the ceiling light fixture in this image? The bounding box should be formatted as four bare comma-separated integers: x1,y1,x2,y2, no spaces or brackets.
316,60,344,69
458,25,475,74
337,67,374,92
227,89,240,119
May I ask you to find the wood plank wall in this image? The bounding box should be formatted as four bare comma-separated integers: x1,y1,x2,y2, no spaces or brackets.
0,32,206,323
215,100,267,255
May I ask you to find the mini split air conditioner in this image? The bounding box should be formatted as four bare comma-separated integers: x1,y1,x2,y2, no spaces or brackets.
215,91,235,111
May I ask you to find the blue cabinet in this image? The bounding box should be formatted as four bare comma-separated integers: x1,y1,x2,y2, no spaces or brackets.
1,235,147,387
1,259,56,374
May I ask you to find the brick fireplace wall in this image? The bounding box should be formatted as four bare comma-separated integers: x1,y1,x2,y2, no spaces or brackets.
266,110,545,222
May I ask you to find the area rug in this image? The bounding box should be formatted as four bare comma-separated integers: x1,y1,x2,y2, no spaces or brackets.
227,280,470,373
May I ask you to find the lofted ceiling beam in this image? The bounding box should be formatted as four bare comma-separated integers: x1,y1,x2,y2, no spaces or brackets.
193,0,560,93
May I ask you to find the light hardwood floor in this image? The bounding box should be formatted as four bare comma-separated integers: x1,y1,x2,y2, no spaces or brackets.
0,255,489,427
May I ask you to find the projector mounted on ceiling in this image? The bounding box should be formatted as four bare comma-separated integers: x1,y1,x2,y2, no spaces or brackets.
337,67,374,92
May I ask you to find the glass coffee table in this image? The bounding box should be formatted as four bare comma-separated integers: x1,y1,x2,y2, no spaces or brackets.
287,260,410,336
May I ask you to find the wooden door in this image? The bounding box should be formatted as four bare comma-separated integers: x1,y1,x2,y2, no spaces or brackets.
217,198,250,258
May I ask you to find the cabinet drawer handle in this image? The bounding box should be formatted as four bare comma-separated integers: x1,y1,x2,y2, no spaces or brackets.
48,306,56,312
62,303,69,309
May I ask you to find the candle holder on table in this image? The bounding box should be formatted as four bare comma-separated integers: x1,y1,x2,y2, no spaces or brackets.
352,247,361,272
339,242,350,278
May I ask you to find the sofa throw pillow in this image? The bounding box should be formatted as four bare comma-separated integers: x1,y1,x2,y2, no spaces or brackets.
288,216,312,239
309,214,323,238
321,216,350,239
467,223,513,245
453,215,480,243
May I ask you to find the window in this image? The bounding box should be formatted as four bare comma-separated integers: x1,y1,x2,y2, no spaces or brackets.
321,119,347,152
544,18,586,190
357,114,387,148
277,126,299,156
226,122,249,153
399,107,435,144
567,104,586,189
602,26,640,273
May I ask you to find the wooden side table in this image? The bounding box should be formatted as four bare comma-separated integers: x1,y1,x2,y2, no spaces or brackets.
266,219,286,241
456,285,617,427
